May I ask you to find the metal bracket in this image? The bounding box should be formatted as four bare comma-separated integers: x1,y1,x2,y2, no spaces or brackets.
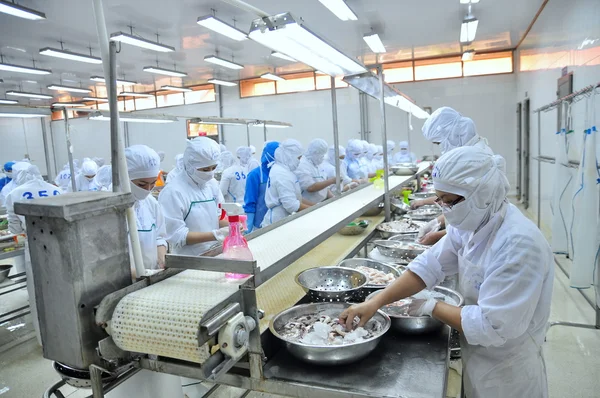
166,254,258,275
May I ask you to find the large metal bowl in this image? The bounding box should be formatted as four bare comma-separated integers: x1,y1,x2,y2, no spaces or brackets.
361,202,383,217
53,361,114,389
270,302,391,365
391,163,418,176
376,220,425,239
337,258,400,295
390,198,410,215
0,264,12,283
296,266,369,302
366,286,464,334
409,192,437,200
372,239,428,259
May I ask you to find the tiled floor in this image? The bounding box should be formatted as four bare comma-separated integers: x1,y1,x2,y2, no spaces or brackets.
1,205,599,398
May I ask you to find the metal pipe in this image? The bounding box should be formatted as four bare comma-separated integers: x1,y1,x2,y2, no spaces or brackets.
217,85,225,144
537,111,541,227
124,121,130,147
92,0,145,279
49,120,59,180
109,41,120,192
89,365,105,398
246,124,250,146
378,66,391,221
62,108,77,192
331,76,342,196
40,119,53,181
263,124,267,142
219,0,269,17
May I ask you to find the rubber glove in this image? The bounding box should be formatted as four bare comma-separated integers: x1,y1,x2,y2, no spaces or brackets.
407,298,437,317
212,226,230,242
246,213,255,234
418,218,440,238
410,200,424,210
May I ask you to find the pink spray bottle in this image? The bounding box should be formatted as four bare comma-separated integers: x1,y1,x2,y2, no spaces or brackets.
221,203,253,279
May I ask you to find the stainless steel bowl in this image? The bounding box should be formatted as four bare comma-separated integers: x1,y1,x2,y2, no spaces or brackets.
391,163,418,176
53,362,114,389
270,302,390,365
361,202,384,217
409,192,437,200
372,240,428,259
296,266,369,302
0,264,12,283
337,259,400,290
366,286,464,334
390,198,410,215
376,220,425,239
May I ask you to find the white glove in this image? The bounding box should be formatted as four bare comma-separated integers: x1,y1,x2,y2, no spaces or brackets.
407,298,437,317
212,226,229,242
418,218,440,238
410,200,423,210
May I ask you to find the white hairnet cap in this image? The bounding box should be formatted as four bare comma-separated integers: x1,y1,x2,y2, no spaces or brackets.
236,146,253,165
367,144,378,159
275,139,303,166
386,140,396,151
422,107,478,152
15,163,41,185
219,144,227,153
328,145,345,165
376,145,384,155
306,139,328,164
95,165,112,187
156,151,166,162
175,154,184,170
399,141,409,149
220,151,236,169
93,157,106,167
250,145,256,154
184,137,221,169
125,145,160,180
433,146,509,208
346,140,363,160
81,159,98,176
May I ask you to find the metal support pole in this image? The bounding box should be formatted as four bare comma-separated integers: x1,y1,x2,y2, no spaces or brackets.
40,118,53,181
62,108,77,192
49,120,58,179
217,85,225,144
108,41,120,191
263,124,267,142
124,122,130,147
378,66,391,221
89,365,105,398
331,76,342,196
246,124,250,146
537,111,541,227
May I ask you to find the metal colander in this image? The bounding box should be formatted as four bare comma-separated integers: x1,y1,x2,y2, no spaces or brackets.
295,266,369,302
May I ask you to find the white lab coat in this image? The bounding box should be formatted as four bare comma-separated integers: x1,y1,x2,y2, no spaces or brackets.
261,163,301,227
220,163,248,204
393,151,417,164
295,157,329,204
54,168,72,191
158,173,223,256
0,180,16,206
67,174,100,192
132,196,167,270
320,161,352,193
408,204,553,398
346,159,366,180
247,157,260,172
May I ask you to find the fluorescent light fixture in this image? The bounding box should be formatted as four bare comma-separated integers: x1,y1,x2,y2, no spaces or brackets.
88,111,177,124
0,99,18,104
460,0,479,4
363,32,386,53
460,16,479,43
39,47,102,64
197,15,248,41
47,84,91,94
249,13,367,77
110,32,175,52
0,105,51,118
207,79,237,87
0,0,45,20
318,0,358,21
0,62,51,75
189,117,249,126
142,66,188,77
343,72,430,119
90,76,138,85
204,55,244,70
271,51,296,62
462,50,475,61
118,91,154,98
161,85,192,92
251,121,292,128
6,91,53,99
261,73,285,81
51,102,87,107
83,97,109,102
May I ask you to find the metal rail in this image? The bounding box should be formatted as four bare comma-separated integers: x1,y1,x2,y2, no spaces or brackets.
533,82,600,113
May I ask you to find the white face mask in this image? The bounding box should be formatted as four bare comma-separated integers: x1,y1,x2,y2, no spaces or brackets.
85,176,95,182
288,157,301,172
443,194,491,232
130,181,150,201
191,170,214,185
5,172,12,179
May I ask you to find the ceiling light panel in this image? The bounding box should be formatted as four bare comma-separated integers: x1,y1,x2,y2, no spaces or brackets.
207,79,237,87
460,17,479,43
204,55,244,70
460,0,480,4
83,97,109,102
119,91,154,98
0,0,46,20
197,15,248,41
261,73,285,81
47,84,91,94
161,85,192,92
249,13,367,77
90,76,138,85
0,99,18,104
318,0,358,21
142,66,187,77
0,62,51,75
39,47,102,64
88,111,177,123
363,33,386,53
271,51,296,62
51,102,87,107
6,91,53,99
110,32,175,52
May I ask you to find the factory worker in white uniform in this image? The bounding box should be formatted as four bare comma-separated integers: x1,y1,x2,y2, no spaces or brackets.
126,145,168,270
220,147,251,204
0,161,30,206
373,145,384,170
68,158,99,192
247,144,260,172
345,140,367,180
5,163,62,345
94,165,112,191
262,139,313,227
366,143,379,174
341,146,553,398
54,163,72,191
385,140,396,165
295,139,335,203
167,154,184,183
320,145,358,193
159,137,228,255
393,141,417,164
